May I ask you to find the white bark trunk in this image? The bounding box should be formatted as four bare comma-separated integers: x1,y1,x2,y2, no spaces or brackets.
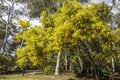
78,57,83,72
65,50,68,71
55,51,61,75
111,57,115,72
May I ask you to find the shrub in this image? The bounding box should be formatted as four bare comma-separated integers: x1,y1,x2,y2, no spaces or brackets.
44,65,54,75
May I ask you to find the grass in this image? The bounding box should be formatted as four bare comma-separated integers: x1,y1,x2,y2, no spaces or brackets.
0,72,81,80
0,75,42,80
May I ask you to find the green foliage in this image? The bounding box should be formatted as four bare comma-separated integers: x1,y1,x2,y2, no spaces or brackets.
44,65,54,75
0,55,16,73
19,0,63,18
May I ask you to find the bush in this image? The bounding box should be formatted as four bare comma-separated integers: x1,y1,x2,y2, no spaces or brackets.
44,65,54,75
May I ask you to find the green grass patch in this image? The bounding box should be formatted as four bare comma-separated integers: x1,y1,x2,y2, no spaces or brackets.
0,73,80,80
0,75,42,80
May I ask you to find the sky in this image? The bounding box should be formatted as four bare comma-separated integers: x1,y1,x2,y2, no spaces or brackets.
90,0,113,5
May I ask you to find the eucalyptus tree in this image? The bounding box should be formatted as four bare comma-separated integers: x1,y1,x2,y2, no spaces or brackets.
0,0,24,55
0,0,29,72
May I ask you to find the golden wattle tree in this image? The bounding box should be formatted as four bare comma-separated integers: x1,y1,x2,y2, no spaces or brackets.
15,0,120,79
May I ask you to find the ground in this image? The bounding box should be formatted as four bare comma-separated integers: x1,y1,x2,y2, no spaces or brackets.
1,71,120,80
0,72,83,80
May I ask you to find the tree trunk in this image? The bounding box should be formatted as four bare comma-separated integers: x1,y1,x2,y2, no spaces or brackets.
22,68,24,76
69,55,72,71
111,56,115,72
1,1,14,55
80,40,98,80
65,50,68,71
78,57,83,72
90,64,93,76
55,51,61,75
